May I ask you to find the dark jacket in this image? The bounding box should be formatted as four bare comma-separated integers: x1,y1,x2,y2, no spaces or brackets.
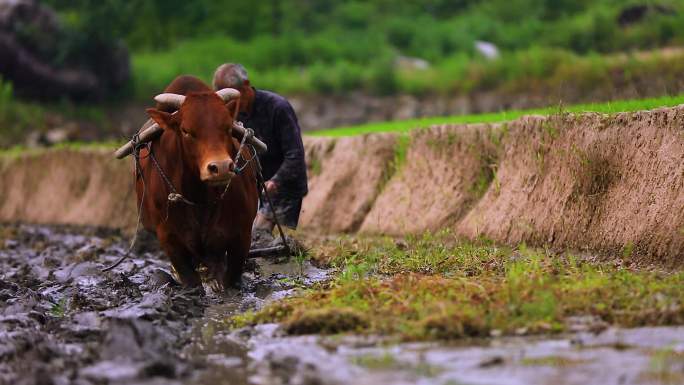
238,89,308,198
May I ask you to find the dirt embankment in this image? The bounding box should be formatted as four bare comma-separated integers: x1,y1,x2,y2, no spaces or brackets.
306,105,684,262
0,149,136,230
360,123,501,234
301,134,397,233
457,110,684,263
2,105,683,261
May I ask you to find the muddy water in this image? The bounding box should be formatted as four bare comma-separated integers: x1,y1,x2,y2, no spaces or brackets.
0,223,329,385
1,224,682,385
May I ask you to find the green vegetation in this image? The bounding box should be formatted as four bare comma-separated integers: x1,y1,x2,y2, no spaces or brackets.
381,134,411,187
311,93,684,137
3,89,683,150
0,78,44,147
47,1,684,54
0,141,123,158
43,1,684,98
642,348,684,384
49,297,68,318
130,27,684,98
0,76,115,148
232,232,684,341
521,356,588,367
350,352,443,376
310,158,323,176
6,0,684,145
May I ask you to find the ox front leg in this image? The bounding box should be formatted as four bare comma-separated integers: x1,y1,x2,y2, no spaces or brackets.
157,229,202,288
224,234,250,290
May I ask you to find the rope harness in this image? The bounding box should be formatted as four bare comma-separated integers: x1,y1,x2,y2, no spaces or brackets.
101,122,289,272
102,134,149,271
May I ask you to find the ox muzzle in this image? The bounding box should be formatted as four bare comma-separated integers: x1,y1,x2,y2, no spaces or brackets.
201,158,236,186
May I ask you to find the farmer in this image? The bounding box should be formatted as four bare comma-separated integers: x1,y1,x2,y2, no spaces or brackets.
212,63,308,248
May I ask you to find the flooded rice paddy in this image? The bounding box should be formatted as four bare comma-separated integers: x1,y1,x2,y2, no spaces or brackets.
0,224,682,385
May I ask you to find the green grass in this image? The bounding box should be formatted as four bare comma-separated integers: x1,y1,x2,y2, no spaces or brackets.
521,356,588,367
46,0,684,99
130,39,684,100
309,94,684,137
0,141,123,158
641,348,684,384
9,0,680,109
0,76,117,149
350,352,443,376
231,232,684,341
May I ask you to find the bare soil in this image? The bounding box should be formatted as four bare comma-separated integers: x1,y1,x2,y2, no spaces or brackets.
300,134,397,233
0,223,330,385
0,149,136,230
457,108,684,263
361,123,500,234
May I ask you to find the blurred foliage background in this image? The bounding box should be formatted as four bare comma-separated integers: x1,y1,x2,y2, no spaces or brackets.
2,0,684,147
39,0,684,97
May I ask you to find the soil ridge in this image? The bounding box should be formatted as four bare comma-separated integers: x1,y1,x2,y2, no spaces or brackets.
2,105,683,261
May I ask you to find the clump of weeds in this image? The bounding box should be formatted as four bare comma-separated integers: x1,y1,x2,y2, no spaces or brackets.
284,307,368,335
232,233,684,341
310,157,323,176
0,225,19,248
49,297,69,318
350,352,443,376
350,352,399,370
521,356,587,367
379,134,411,192
639,347,684,384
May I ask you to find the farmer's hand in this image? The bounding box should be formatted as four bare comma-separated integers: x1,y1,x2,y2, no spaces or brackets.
265,180,278,195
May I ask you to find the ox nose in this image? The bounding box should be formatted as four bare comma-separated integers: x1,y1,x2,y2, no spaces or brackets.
205,159,235,179
207,162,220,176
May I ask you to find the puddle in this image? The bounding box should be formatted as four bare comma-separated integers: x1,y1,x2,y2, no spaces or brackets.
1,223,682,385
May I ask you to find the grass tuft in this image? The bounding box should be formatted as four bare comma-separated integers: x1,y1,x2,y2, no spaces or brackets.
231,234,684,341
284,307,369,335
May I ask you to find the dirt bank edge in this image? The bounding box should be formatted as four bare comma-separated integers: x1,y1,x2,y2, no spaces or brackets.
2,106,683,262
0,148,137,230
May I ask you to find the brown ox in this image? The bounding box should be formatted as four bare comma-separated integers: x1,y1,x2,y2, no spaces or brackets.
136,75,258,289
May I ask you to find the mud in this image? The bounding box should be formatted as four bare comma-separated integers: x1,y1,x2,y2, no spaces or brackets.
226,324,684,385
0,223,329,385
2,224,683,385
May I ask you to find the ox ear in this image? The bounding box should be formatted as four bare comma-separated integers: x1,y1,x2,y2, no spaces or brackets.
146,108,178,131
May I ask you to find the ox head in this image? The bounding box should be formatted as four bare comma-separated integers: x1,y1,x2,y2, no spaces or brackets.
146,89,241,187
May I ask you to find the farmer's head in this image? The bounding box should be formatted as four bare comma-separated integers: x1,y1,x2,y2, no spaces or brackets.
213,63,254,113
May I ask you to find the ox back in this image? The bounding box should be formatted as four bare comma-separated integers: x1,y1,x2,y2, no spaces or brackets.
135,75,258,289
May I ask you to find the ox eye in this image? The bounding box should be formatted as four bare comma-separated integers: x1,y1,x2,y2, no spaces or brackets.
181,129,193,138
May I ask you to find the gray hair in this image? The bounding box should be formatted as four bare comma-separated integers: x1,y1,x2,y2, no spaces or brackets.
213,63,249,89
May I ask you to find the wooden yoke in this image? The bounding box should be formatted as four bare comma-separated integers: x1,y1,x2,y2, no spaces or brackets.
113,88,267,159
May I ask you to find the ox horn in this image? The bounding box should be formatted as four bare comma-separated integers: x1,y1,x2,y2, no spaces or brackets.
113,88,266,159
216,88,241,101
154,89,239,107
154,93,185,108
114,118,268,159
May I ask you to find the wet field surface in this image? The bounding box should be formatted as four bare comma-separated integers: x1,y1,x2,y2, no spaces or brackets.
1,224,683,385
